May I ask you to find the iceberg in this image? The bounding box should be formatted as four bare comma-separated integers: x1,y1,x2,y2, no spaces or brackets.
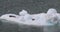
0,8,59,26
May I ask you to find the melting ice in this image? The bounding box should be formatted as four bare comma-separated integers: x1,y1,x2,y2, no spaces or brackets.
0,8,59,26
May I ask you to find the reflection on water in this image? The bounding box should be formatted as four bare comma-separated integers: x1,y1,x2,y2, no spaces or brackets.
0,19,43,32
0,19,60,32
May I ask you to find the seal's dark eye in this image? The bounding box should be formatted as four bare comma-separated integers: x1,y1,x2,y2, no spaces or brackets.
9,15,16,17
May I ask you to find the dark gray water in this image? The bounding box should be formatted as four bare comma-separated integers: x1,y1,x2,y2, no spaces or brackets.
0,0,60,15
0,19,43,32
0,18,60,32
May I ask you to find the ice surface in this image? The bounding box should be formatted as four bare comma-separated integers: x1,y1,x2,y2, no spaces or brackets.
0,8,59,26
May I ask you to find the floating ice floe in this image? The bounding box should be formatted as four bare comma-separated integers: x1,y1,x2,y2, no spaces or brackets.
0,8,59,26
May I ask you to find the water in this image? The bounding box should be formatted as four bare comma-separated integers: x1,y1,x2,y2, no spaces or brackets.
0,19,43,32
0,0,60,15
0,0,60,32
0,19,60,32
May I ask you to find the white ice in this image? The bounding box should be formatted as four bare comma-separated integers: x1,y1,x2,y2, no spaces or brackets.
18,10,33,21
46,8,59,24
19,10,28,16
0,8,59,26
0,14,20,22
